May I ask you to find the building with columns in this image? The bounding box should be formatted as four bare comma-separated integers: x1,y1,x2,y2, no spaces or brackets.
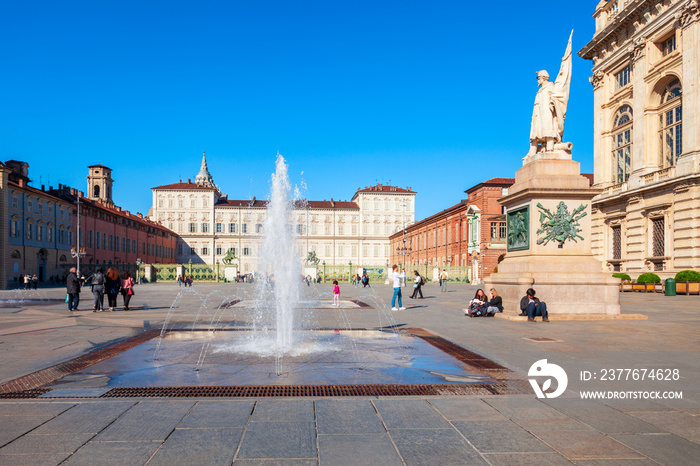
150,153,416,272
579,0,700,276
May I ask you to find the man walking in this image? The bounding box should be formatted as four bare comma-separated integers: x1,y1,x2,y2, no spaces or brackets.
391,264,406,311
440,269,448,292
66,267,81,311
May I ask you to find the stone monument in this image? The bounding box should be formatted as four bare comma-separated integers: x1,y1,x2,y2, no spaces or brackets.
486,31,621,316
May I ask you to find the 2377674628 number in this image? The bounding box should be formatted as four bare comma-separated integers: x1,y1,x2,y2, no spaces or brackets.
599,369,680,381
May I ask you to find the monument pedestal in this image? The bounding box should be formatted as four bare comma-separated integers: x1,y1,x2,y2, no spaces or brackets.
486,155,620,316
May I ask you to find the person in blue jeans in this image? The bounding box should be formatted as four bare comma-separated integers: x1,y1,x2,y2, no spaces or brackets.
525,288,549,322
391,264,406,311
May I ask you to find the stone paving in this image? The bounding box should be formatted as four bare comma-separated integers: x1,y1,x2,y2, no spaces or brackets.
0,282,698,465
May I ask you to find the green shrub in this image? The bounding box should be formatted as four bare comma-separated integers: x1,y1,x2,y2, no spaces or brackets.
637,273,661,284
674,270,700,282
612,273,631,281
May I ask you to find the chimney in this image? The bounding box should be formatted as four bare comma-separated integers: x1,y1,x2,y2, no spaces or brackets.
187,178,191,183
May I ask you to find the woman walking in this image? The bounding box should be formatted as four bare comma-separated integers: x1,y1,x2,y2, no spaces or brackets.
120,271,135,310
86,267,106,312
410,270,424,299
105,268,121,311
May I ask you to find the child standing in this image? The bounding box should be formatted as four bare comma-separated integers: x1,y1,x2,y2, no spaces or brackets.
332,280,340,307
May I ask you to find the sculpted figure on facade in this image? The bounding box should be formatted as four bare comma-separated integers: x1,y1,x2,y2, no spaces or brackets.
527,31,573,158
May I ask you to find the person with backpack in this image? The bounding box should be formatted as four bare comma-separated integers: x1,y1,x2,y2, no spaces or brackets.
410,270,424,299
440,269,448,292
85,267,106,312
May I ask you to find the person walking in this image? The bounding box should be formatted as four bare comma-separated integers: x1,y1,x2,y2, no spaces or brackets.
177,275,182,286
410,270,424,299
23,274,30,290
66,267,81,311
440,269,448,292
391,265,406,311
31,274,38,289
332,280,340,307
86,267,106,312
120,271,135,310
105,268,121,311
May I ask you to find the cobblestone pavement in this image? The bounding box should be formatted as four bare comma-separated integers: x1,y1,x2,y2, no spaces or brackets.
0,282,698,465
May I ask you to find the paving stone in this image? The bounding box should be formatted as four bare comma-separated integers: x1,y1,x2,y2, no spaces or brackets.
542,430,645,460
32,401,134,435
389,428,487,465
484,398,570,421
318,433,402,466
238,421,316,459
148,427,243,466
513,417,595,432
628,410,700,443
574,460,658,465
0,415,55,447
179,400,254,428
61,441,160,466
482,452,572,465
611,433,700,465
0,453,71,466
373,399,450,429
39,388,111,398
428,398,508,421
251,400,314,422
315,400,385,434
235,460,317,465
453,420,553,453
92,400,194,442
0,433,93,454
0,402,74,417
551,407,663,434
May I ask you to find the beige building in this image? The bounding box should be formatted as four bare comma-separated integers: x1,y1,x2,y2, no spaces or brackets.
579,0,700,276
150,153,416,271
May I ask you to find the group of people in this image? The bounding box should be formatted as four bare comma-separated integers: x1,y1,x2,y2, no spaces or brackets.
176,275,193,287
465,287,548,321
65,267,135,312
351,273,370,287
21,274,39,290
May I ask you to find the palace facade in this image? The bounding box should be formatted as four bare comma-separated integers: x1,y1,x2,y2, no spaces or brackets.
579,0,700,276
150,153,416,272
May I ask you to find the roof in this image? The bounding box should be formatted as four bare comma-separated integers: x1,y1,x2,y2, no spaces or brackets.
152,182,217,190
88,164,112,169
354,184,415,194
582,173,594,186
465,177,515,194
390,200,469,239
8,181,73,205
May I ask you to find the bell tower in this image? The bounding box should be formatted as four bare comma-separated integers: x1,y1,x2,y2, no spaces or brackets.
87,165,114,204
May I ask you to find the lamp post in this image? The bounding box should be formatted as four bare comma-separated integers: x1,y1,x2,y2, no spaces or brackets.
424,260,428,280
70,247,86,277
396,235,412,287
349,261,352,283
322,261,326,283
136,258,142,284
216,259,220,283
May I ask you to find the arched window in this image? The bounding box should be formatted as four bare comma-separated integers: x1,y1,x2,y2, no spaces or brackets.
612,105,633,183
93,185,100,198
11,250,21,259
659,78,682,167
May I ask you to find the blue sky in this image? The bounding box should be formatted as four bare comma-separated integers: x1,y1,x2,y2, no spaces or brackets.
1,1,598,221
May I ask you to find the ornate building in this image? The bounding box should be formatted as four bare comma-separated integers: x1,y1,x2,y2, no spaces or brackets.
579,0,700,276
150,153,416,272
389,178,514,283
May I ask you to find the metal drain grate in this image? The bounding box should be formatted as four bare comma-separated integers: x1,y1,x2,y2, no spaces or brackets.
0,389,51,399
348,299,373,308
525,337,560,342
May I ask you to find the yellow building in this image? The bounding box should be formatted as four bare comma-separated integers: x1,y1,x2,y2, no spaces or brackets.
579,0,700,276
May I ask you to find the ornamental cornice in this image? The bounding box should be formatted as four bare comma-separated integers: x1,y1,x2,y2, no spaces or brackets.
589,70,605,88
629,36,646,62
677,0,700,27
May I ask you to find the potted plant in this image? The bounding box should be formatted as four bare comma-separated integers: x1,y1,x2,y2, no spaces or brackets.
613,273,632,291
636,273,661,292
674,270,700,295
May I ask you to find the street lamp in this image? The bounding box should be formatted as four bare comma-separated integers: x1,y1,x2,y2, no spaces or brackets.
136,258,142,284
322,261,326,283
70,247,86,277
349,261,352,283
424,260,428,280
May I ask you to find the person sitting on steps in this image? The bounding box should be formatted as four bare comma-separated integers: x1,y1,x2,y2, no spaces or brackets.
525,288,549,322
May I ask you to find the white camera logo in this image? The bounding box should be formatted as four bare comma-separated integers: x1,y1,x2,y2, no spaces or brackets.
528,359,568,399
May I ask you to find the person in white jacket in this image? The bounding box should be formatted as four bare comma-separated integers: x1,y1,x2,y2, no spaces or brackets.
391,264,406,311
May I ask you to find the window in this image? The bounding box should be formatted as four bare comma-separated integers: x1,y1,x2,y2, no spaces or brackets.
613,105,633,182
38,225,43,241
179,199,184,208
652,217,664,257
12,195,18,208
216,223,222,233
190,246,196,255
352,224,357,235
352,244,357,256
339,224,344,235
168,199,173,207
11,219,19,237
202,247,209,255
191,199,196,208
255,224,263,233
243,247,250,256
661,35,676,56
216,246,222,255
203,199,208,208
614,66,631,90
242,224,247,233
177,244,183,255
296,224,304,234
491,223,497,239
189,223,197,233
611,225,621,260
48,226,53,242
229,223,237,233
325,245,331,256
88,230,93,247
202,223,209,233
228,247,236,256
112,235,116,251
158,199,163,207
659,79,682,167
28,198,33,211
499,222,507,239
38,201,43,214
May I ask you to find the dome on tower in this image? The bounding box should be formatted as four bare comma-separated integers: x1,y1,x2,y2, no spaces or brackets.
195,151,214,186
